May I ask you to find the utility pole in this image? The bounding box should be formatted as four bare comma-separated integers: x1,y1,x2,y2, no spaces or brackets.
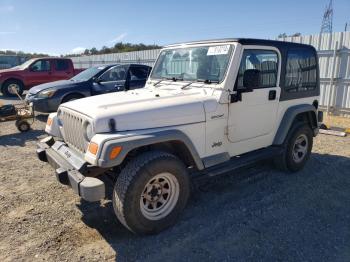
320,0,334,34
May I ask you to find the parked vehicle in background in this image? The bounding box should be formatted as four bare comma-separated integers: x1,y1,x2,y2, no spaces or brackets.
37,38,322,234
0,55,27,70
26,64,151,113
0,57,85,96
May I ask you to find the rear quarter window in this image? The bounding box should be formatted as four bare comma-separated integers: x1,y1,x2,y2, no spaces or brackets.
285,49,317,92
55,60,70,71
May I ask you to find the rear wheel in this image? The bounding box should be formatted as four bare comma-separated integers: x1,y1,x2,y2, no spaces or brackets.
113,151,190,234
2,80,24,97
275,123,313,172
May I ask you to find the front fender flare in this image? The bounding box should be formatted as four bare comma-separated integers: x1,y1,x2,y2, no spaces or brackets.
97,130,205,170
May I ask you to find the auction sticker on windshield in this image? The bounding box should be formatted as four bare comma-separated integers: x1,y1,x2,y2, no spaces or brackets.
207,45,230,56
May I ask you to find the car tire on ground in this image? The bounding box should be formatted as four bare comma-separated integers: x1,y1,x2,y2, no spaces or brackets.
15,120,31,132
275,123,313,172
61,94,84,104
113,151,190,235
2,80,24,97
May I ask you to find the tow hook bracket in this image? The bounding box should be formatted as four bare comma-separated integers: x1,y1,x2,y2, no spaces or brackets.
55,167,69,185
41,136,55,147
36,148,47,162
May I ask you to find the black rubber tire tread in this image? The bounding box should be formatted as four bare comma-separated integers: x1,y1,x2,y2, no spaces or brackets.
113,150,190,235
61,93,84,103
274,123,313,172
15,120,30,132
2,80,24,97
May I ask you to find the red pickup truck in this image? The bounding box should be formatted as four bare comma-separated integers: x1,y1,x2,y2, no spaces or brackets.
0,57,85,96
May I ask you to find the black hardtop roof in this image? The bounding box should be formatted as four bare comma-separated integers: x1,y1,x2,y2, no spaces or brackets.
165,38,316,51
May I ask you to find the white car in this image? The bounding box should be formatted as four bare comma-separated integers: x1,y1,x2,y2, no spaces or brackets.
37,38,322,234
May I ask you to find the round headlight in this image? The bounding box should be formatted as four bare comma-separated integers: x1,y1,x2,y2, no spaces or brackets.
85,122,94,141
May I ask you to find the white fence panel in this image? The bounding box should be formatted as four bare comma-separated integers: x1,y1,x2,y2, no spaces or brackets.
70,32,350,114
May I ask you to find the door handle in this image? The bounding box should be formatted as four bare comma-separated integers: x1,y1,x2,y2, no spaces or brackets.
268,90,276,100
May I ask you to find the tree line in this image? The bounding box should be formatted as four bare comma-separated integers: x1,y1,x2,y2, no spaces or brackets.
69,42,162,57
0,42,162,59
0,50,48,58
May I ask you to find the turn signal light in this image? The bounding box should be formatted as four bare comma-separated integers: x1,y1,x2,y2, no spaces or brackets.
109,146,122,160
47,117,53,126
88,142,99,155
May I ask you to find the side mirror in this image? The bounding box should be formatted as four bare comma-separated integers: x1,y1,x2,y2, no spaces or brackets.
94,77,102,83
31,66,39,72
241,69,260,91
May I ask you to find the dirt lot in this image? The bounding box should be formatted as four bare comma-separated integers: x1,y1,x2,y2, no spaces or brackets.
1,101,350,261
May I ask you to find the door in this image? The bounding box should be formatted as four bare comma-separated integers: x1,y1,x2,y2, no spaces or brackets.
26,59,52,87
91,65,127,95
128,66,150,89
228,47,281,147
53,59,73,81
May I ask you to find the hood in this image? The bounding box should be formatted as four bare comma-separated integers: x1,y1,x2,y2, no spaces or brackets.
60,84,218,132
29,80,80,94
0,68,24,74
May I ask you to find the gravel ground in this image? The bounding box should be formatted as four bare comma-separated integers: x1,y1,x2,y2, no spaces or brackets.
1,103,350,261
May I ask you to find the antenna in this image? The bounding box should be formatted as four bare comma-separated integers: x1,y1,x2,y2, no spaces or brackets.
320,0,334,34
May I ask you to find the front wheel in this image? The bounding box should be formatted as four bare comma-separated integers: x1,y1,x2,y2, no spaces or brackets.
275,124,313,172
61,94,84,104
113,151,190,234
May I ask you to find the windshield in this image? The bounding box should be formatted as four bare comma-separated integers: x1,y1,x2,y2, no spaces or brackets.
14,59,36,69
151,44,233,83
71,66,106,81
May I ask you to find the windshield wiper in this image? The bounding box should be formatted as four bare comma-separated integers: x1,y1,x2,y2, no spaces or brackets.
196,79,219,84
153,77,183,86
181,82,193,89
153,79,164,86
165,77,183,82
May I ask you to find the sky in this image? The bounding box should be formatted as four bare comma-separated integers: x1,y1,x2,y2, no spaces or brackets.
0,0,349,55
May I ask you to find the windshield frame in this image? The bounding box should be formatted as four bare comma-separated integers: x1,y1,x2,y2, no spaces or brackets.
149,43,235,84
71,66,108,81
14,58,36,69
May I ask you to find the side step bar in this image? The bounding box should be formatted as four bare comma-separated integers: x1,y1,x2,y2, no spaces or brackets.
193,146,284,179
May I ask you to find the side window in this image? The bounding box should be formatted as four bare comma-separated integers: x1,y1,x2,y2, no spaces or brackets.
55,60,69,71
129,67,149,81
285,49,317,92
99,66,127,82
30,60,51,72
236,49,278,89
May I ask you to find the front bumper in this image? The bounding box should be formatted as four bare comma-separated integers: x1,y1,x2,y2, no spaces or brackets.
36,137,105,202
25,93,60,113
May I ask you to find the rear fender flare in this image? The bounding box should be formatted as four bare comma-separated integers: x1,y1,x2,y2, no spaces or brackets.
273,104,317,145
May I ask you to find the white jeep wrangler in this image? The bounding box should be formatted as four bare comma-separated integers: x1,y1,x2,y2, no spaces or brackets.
37,38,322,234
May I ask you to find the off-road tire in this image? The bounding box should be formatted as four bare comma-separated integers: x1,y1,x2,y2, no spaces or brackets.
15,120,30,132
275,123,313,172
113,151,190,235
2,80,24,97
61,94,84,104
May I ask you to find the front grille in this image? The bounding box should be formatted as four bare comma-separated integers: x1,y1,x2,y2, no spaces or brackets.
59,109,89,154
